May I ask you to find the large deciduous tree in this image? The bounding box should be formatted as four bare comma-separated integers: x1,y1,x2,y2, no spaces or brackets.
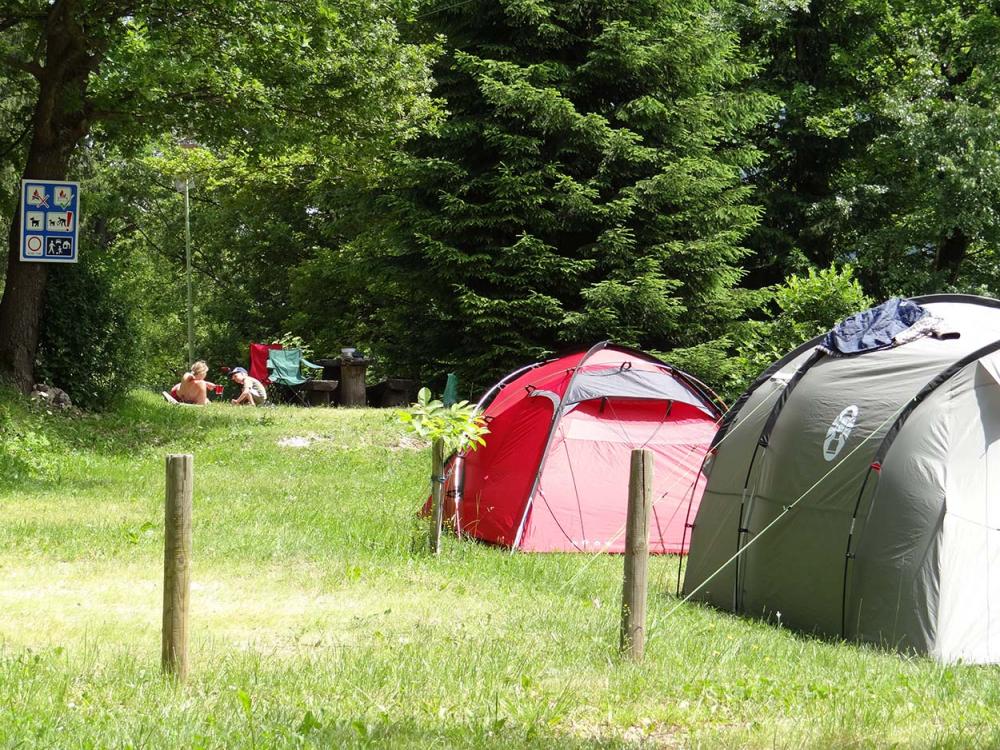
831,1,1000,296
736,0,890,284
741,0,1000,296
0,0,436,392
305,0,774,387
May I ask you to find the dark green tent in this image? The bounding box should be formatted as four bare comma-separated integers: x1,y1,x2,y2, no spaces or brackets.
684,294,1000,663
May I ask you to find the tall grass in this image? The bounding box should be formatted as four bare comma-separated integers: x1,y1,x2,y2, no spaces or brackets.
0,390,997,748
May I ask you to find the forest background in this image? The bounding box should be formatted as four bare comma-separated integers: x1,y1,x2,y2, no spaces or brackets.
1,0,996,409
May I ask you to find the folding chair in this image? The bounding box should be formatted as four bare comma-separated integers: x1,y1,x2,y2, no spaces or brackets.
250,342,282,386
267,348,322,405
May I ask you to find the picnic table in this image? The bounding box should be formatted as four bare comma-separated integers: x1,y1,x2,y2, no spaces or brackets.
313,356,371,407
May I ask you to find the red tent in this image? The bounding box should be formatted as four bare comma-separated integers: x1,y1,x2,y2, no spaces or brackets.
440,343,724,554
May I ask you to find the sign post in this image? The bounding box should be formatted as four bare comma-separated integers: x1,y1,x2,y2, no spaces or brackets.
173,174,195,364
20,179,80,264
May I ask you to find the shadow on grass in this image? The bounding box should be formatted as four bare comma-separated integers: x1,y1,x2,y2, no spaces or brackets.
3,388,253,458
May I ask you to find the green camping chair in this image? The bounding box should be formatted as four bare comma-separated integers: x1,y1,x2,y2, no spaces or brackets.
267,348,322,405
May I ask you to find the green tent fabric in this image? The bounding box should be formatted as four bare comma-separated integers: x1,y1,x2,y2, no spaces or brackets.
683,294,1000,664
267,349,321,387
442,373,458,406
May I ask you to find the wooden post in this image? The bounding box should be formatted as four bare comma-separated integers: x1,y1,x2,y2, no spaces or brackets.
429,438,445,554
620,448,653,660
340,357,370,407
162,454,193,681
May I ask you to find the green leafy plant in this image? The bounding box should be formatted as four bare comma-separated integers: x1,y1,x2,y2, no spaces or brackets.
667,265,871,403
274,332,314,363
0,404,52,481
738,265,872,379
397,387,488,454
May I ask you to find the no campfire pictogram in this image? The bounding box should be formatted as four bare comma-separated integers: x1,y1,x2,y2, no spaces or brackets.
25,184,50,208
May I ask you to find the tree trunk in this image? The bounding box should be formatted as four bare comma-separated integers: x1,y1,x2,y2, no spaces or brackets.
0,0,94,392
935,228,968,287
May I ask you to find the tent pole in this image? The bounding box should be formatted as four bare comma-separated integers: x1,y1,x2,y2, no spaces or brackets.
511,497,532,551
514,342,611,552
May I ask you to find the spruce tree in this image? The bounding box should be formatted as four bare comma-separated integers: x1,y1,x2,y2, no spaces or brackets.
332,0,774,387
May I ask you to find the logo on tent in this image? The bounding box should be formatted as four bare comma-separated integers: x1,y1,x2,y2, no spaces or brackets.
823,405,859,461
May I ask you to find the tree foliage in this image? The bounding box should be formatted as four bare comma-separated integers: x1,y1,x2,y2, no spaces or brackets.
7,0,1000,408
300,0,775,389
0,0,438,393
742,0,1000,297
668,265,870,402
35,253,142,410
831,1,1000,296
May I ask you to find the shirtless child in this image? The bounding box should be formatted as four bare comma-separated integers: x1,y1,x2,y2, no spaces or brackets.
163,361,221,405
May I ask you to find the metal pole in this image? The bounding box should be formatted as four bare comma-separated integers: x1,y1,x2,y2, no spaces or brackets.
184,179,193,364
429,438,445,554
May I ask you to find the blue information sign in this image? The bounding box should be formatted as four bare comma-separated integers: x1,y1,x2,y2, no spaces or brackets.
20,179,80,263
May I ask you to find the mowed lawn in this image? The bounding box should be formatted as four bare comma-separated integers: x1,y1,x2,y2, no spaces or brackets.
1,392,998,748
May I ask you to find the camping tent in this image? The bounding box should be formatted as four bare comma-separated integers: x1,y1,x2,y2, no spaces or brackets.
683,294,1000,663
440,342,724,553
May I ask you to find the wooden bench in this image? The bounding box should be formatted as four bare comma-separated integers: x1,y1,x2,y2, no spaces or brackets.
367,378,419,407
302,379,338,407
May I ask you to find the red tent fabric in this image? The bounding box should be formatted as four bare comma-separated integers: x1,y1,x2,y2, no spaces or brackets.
438,343,724,554
250,343,282,385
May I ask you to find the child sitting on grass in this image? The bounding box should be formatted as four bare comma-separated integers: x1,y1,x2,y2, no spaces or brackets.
163,361,221,405
229,367,268,406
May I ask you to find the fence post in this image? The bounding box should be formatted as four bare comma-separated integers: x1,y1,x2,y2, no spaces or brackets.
620,448,653,660
163,453,193,681
429,438,445,554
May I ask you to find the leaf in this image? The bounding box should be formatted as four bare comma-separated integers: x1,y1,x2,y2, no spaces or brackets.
297,710,322,735
351,719,369,739
237,688,252,717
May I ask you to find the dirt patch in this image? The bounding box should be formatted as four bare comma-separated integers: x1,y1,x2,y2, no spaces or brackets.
563,718,686,748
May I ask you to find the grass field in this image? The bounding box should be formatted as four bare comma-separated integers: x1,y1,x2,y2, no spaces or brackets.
1,390,998,748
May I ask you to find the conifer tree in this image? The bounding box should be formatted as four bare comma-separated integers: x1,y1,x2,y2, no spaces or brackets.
324,0,774,386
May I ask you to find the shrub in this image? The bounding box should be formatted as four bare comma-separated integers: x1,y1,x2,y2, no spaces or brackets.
398,387,488,454
35,257,143,410
667,266,872,404
0,401,51,481
742,265,872,373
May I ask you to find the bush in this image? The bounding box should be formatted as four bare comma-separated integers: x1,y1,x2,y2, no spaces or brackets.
742,265,871,372
666,266,872,404
0,399,51,481
35,257,143,410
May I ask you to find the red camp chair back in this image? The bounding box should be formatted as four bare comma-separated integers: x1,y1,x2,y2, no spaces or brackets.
250,343,282,385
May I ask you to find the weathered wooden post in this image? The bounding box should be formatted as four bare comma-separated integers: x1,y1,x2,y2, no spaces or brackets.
620,448,653,660
163,453,193,681
429,438,445,554
340,351,371,407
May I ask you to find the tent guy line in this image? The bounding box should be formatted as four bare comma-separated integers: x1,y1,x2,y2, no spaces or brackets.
554,391,778,596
